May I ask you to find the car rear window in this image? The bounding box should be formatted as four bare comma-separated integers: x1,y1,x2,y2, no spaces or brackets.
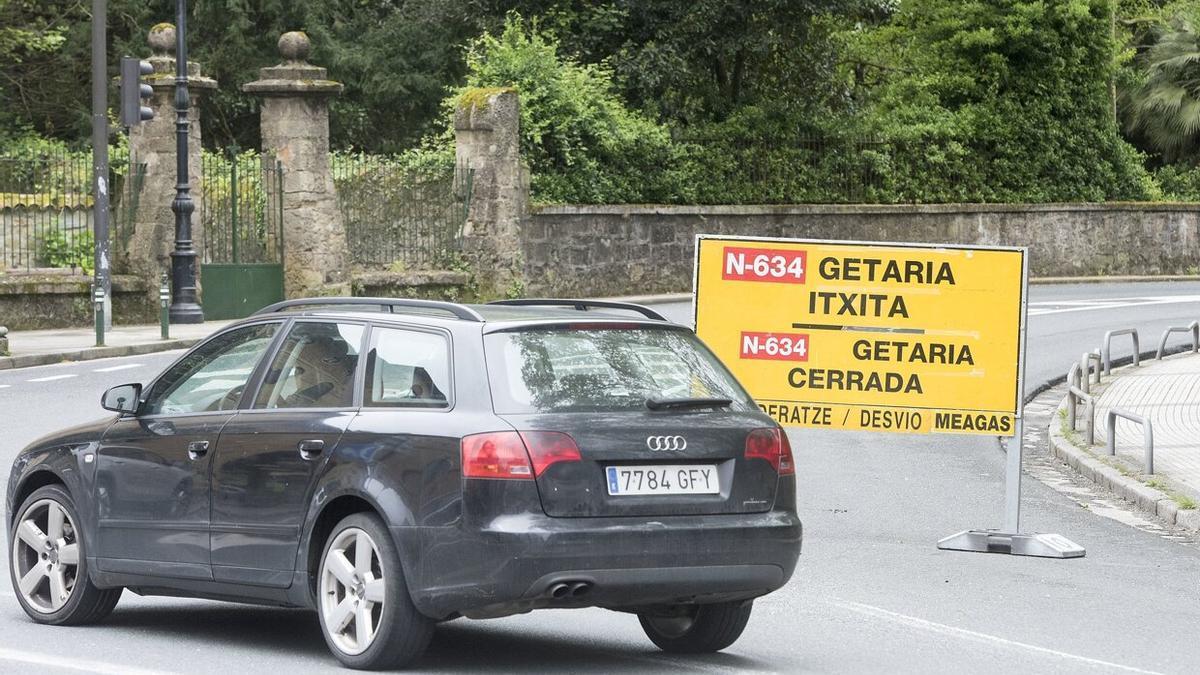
484,326,755,413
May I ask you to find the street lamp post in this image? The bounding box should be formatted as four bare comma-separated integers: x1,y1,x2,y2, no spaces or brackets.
168,0,203,323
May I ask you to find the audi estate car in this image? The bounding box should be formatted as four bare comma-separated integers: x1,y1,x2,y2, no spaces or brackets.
7,297,802,669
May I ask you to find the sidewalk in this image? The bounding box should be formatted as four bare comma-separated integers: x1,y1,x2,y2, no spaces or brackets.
1094,352,1200,496
0,321,231,370
1049,350,1200,531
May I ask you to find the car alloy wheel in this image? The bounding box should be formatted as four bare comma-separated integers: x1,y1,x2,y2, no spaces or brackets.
11,498,80,613
319,527,387,656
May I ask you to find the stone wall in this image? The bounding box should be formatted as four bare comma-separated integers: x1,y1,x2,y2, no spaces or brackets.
522,203,1200,296
0,274,155,330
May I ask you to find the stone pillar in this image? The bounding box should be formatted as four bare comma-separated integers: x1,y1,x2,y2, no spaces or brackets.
243,32,350,298
122,23,216,300
454,88,529,297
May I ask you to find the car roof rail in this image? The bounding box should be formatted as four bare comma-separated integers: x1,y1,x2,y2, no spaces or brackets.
487,298,668,322
254,297,485,322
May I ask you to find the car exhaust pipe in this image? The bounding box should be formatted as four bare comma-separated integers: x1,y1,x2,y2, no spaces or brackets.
548,583,571,599
568,581,591,598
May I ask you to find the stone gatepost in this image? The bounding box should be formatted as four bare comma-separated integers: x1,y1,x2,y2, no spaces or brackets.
123,23,216,301
454,88,529,297
243,32,350,298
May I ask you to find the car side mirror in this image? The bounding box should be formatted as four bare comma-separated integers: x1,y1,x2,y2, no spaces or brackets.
101,383,142,415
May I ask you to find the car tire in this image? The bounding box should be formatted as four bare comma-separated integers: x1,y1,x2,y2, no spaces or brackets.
638,600,753,653
9,484,122,625
316,512,433,670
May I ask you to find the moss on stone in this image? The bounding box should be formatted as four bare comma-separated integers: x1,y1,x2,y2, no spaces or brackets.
151,22,174,33
457,87,516,112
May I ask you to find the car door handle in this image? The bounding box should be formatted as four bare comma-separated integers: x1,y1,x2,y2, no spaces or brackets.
298,439,325,460
187,440,210,460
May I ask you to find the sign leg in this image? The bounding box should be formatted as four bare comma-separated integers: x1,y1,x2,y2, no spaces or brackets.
938,419,1085,558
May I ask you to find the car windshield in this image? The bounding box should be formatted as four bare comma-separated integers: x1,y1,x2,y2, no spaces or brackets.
484,326,755,413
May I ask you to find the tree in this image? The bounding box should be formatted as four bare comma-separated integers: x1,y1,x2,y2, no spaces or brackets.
850,0,1154,202
451,16,687,203
1124,9,1200,163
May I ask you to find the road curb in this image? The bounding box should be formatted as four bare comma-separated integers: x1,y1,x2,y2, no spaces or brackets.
0,338,199,371
1030,274,1200,285
1046,387,1200,532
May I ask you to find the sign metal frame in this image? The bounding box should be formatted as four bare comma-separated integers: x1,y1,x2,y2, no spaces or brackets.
692,234,1084,559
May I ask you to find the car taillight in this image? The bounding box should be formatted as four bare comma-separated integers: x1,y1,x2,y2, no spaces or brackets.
462,432,534,479
519,431,582,477
745,427,795,476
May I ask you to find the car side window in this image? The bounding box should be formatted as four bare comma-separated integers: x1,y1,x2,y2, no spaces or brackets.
142,322,281,415
254,322,365,409
363,327,451,408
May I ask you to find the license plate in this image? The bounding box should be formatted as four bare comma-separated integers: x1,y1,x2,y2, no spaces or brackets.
605,465,720,496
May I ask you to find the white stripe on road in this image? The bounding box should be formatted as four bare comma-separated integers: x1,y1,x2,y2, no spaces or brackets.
25,374,77,383
1029,295,1200,317
0,384,10,389
0,646,177,675
92,363,143,373
833,599,1164,675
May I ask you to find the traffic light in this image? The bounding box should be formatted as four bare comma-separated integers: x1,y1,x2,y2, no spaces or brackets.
119,57,155,127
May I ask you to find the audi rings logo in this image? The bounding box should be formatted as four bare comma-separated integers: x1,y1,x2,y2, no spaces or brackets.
646,435,687,452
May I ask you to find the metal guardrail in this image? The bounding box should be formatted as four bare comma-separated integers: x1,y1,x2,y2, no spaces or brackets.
1065,362,1096,445
1156,321,1199,360
1102,329,1139,375
1105,409,1155,475
1080,350,1101,394
1069,386,1095,445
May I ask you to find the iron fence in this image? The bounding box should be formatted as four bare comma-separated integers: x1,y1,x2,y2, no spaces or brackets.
332,154,473,269
0,149,145,272
201,150,284,265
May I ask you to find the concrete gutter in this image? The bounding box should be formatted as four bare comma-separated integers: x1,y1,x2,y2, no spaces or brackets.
1046,379,1200,532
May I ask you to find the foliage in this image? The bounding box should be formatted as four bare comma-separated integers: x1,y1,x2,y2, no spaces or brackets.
1122,5,1200,163
1154,162,1200,199
38,226,93,274
846,0,1155,202
499,1,856,126
0,0,1188,205
452,16,690,204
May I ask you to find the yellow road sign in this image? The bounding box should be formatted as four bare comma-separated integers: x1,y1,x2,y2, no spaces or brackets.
694,236,1027,435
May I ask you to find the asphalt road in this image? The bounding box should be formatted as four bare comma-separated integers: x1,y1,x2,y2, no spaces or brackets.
0,282,1199,674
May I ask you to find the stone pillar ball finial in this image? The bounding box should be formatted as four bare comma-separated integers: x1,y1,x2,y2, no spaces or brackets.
0,326,7,337
148,23,176,56
278,31,311,64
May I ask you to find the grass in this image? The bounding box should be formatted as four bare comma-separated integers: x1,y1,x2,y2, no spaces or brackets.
1175,495,1197,510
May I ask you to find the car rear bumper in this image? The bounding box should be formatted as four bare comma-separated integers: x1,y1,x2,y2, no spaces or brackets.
398,509,802,619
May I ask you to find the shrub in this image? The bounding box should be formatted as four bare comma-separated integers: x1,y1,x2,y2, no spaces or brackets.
450,15,692,204
38,227,93,274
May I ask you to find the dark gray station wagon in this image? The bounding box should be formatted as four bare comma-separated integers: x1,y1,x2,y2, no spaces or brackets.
7,298,801,669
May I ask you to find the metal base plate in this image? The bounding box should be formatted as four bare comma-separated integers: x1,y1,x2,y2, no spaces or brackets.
937,529,1085,558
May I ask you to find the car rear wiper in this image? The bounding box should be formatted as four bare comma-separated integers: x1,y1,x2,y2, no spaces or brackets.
645,396,733,411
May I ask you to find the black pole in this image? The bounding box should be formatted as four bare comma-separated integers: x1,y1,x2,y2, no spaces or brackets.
169,0,203,323
91,0,111,342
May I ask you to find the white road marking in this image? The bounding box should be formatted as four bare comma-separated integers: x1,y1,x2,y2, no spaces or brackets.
25,374,77,383
1029,295,1200,317
833,599,1164,675
0,646,177,675
0,384,10,389
92,363,142,373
